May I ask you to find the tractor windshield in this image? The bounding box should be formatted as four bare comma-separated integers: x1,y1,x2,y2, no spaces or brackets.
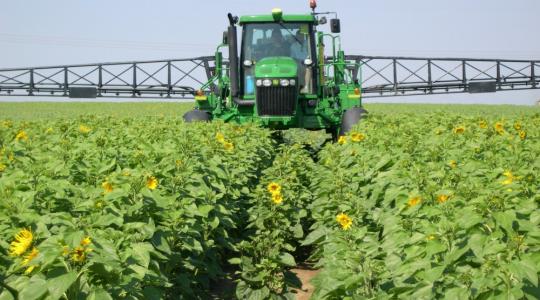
241,22,316,94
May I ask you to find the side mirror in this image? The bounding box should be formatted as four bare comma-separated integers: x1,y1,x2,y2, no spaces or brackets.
222,31,229,45
330,19,341,33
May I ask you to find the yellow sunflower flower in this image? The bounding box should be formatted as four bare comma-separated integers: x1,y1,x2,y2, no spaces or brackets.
101,181,113,193
223,141,234,151
479,120,488,129
448,160,457,169
501,170,515,185
453,126,465,134
502,178,513,185
215,132,225,143
271,193,283,205
519,131,526,140
15,130,28,141
336,213,353,230
9,228,33,256
407,196,421,207
81,237,92,246
22,247,39,274
0,163,6,172
79,125,92,134
267,182,281,194
146,176,158,190
24,265,36,275
494,122,505,134
437,194,450,204
71,246,87,263
2,120,13,128
513,122,522,130
426,235,436,241
22,247,39,265
351,132,365,142
337,136,347,145
45,127,54,134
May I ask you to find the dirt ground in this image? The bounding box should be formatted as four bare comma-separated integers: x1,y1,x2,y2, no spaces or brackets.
292,267,320,300
211,266,320,299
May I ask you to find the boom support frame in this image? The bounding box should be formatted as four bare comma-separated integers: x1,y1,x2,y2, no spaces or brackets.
0,55,538,99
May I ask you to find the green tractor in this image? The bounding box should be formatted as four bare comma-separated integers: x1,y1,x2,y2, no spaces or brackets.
183,4,366,139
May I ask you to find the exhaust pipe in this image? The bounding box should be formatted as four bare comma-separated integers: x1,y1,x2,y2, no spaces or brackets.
227,13,254,106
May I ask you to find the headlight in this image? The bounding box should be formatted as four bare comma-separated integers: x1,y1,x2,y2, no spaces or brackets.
262,79,272,87
289,79,296,86
243,60,253,67
256,79,262,87
280,79,290,87
304,58,313,66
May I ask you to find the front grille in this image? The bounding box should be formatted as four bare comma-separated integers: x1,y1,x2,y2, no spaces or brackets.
256,86,297,116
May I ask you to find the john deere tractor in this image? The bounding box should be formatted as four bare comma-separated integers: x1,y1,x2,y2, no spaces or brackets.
183,4,366,138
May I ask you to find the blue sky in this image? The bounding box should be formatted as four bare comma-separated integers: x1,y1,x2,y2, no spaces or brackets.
1,0,539,104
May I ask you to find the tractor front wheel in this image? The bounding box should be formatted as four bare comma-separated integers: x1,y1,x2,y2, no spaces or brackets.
183,110,211,123
339,107,368,136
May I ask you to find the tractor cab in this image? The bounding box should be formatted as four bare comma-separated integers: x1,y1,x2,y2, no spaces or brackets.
240,18,318,97
233,10,319,117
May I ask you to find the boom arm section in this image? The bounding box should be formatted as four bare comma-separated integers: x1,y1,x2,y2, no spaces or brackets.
0,56,216,98
345,55,539,98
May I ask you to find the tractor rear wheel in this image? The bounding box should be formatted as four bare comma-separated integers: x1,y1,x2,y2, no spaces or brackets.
183,110,211,123
339,107,368,136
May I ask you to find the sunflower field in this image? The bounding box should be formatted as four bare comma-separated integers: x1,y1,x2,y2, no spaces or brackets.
0,104,539,300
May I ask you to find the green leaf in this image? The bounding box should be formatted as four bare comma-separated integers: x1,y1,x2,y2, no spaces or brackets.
425,241,447,257
0,290,15,300
248,287,270,300
19,276,47,300
197,205,214,218
460,208,483,230
87,288,113,300
209,216,220,229
129,243,152,267
128,264,148,279
46,271,78,300
278,252,296,267
302,227,327,246
512,260,539,287
142,287,163,300
493,211,516,234
444,287,469,299
228,258,242,265
444,245,470,265
151,231,171,255
419,266,445,282
469,233,486,259
292,224,304,239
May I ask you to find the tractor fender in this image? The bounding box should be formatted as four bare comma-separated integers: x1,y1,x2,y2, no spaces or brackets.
183,110,211,122
339,107,368,135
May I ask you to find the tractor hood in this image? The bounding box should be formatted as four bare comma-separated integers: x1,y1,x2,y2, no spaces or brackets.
255,57,297,78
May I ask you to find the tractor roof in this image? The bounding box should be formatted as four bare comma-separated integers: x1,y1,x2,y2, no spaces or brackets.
239,14,316,25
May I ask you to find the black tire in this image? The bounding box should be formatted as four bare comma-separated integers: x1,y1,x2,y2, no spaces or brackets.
339,107,368,136
326,127,339,142
183,110,211,123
